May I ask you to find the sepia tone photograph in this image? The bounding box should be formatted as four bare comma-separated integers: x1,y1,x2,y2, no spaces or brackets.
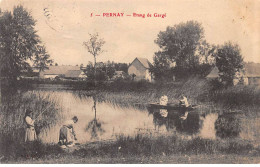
0,0,260,164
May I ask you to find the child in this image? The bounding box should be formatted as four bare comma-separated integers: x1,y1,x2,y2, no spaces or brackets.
58,116,78,148
24,109,37,142
179,94,189,107
159,95,168,106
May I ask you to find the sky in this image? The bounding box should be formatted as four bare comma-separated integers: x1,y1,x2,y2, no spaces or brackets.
0,0,259,65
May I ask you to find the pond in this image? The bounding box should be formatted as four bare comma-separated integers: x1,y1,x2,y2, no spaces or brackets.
29,90,260,145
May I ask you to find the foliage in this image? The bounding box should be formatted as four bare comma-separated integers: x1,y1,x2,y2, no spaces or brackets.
152,21,215,80
83,33,105,81
84,61,129,81
215,42,244,86
33,45,53,72
0,6,39,80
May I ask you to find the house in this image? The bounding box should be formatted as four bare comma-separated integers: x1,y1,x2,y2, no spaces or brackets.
206,62,260,85
244,62,260,85
128,57,153,82
65,70,87,80
39,65,81,79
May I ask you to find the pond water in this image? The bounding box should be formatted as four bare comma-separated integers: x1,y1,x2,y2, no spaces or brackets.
26,90,260,145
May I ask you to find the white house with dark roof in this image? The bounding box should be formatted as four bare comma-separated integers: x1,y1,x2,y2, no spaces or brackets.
128,57,153,82
39,65,81,79
65,70,87,80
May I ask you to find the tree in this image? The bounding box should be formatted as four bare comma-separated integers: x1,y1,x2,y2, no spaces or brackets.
105,61,115,79
0,6,40,81
33,45,53,72
83,33,105,82
152,21,212,80
215,42,244,86
85,61,95,81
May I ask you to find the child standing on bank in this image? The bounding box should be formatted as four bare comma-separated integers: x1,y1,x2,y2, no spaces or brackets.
24,109,37,142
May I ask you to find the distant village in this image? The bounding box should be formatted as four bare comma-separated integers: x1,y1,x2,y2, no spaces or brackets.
20,57,260,86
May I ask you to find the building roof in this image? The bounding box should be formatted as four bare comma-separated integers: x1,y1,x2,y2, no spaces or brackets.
41,66,80,75
244,62,260,77
134,57,152,69
206,66,219,78
65,70,83,78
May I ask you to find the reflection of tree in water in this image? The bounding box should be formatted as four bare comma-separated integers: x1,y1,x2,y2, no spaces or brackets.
148,107,202,135
215,112,241,138
85,96,105,140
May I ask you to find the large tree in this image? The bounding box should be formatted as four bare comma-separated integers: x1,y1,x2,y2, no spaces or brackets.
215,42,244,86
33,45,53,72
152,21,213,80
83,33,105,82
0,6,40,81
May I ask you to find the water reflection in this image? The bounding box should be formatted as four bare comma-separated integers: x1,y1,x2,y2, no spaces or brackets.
85,96,105,140
199,113,218,139
148,107,202,135
215,112,242,139
3,89,258,144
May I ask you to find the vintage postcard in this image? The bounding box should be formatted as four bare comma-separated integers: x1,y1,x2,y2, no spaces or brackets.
0,0,259,164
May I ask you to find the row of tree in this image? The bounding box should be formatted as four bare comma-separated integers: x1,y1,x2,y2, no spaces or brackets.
151,21,244,86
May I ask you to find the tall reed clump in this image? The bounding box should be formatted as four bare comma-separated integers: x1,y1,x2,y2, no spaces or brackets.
0,91,62,161
208,85,260,107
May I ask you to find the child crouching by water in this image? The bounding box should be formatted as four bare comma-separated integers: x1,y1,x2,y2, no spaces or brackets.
58,116,78,148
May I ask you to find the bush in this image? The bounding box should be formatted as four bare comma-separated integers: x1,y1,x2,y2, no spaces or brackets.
209,85,260,107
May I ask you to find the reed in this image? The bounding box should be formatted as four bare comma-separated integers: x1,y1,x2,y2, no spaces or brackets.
0,90,62,159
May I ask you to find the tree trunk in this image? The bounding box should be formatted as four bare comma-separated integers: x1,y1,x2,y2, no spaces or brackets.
94,55,96,86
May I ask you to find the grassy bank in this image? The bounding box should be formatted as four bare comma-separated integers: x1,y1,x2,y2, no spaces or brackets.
6,153,260,164
2,133,260,163
0,91,62,160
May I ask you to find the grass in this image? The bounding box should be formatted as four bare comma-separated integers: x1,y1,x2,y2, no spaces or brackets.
2,133,259,163
208,85,260,108
105,134,257,156
0,90,62,160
